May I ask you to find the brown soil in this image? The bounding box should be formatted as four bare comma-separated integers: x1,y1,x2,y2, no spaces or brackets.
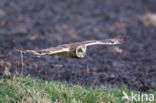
0,0,156,91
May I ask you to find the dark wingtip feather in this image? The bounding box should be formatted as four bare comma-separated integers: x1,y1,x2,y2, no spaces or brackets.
117,37,127,44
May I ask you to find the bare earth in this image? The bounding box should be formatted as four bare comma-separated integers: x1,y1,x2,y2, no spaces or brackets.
0,0,156,91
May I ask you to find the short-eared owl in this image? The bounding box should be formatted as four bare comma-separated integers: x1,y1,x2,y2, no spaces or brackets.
17,38,123,59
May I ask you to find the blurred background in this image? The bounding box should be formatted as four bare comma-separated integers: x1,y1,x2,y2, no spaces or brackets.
0,0,155,91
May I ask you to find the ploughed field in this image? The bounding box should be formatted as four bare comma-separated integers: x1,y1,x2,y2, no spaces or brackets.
0,0,155,91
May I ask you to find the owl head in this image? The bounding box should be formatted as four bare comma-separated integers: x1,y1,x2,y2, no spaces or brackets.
75,45,86,58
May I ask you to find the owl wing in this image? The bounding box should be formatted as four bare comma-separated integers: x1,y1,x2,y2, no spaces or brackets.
82,38,123,47
16,45,70,56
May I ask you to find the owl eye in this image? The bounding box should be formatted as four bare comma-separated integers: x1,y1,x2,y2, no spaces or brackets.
78,48,83,53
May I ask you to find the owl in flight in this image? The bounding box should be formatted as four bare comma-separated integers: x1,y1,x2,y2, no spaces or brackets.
17,38,123,59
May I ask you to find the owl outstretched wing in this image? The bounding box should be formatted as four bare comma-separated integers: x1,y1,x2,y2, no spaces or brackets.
81,38,123,47
16,46,70,56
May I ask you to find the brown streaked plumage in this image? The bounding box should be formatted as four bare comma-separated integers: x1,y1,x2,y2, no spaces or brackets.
16,38,123,59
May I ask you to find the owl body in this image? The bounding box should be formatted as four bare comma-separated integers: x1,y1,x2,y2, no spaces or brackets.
48,43,86,58
17,38,123,59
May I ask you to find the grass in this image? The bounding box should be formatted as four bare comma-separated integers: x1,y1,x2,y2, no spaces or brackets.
0,76,155,103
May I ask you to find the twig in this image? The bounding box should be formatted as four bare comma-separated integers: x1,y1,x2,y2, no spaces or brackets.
20,51,24,75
